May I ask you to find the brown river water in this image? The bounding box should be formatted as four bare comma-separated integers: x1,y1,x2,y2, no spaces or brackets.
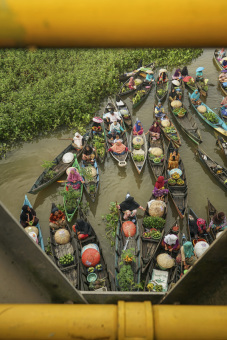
0,48,226,274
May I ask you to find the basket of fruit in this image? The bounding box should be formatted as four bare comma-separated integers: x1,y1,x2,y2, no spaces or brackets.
134,144,141,150
153,157,161,164
177,178,185,185
142,231,153,239
168,178,176,186
151,230,162,241
59,254,74,267
171,173,180,180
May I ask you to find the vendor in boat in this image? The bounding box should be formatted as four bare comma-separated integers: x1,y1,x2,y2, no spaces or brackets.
133,119,144,136
82,145,95,163
145,121,161,140
196,69,204,82
217,48,226,61
188,214,199,239
20,205,39,228
181,66,189,78
207,212,227,233
66,168,84,190
108,120,125,136
221,59,227,69
218,72,227,84
168,149,180,170
72,219,92,240
145,71,154,84
128,77,136,90
181,241,197,269
108,140,129,155
191,89,201,105
158,71,168,84
152,176,169,198
72,132,83,150
169,88,179,102
49,207,67,230
172,68,182,80
197,218,207,235
161,233,180,252
92,117,103,133
117,194,145,220
114,134,123,143
221,96,227,110
155,102,165,119
104,109,122,128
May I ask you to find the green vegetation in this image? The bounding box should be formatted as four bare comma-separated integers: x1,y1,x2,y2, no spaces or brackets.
133,154,144,162
59,186,81,212
143,216,166,229
59,254,74,266
132,90,146,105
102,202,119,247
0,48,202,157
204,111,219,124
41,160,57,180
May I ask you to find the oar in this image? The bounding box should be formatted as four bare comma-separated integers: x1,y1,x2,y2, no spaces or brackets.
57,180,68,183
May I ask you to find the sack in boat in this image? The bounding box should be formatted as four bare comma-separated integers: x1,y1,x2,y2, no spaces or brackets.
197,105,207,113
194,241,209,258
157,253,175,270
149,147,163,156
161,119,170,127
84,166,97,177
55,228,70,245
25,226,39,236
133,136,144,145
148,200,165,217
171,100,182,108
133,149,145,155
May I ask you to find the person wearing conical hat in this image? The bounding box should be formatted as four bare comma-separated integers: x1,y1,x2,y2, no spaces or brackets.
145,70,154,84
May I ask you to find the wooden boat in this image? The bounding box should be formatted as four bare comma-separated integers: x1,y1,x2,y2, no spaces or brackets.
166,141,188,218
28,140,88,195
63,155,83,222
169,97,202,145
219,79,227,96
144,219,180,292
207,199,219,239
76,208,113,291
189,94,227,137
132,81,153,109
91,122,107,163
186,207,214,245
115,96,132,129
158,117,181,148
118,62,154,82
184,75,208,97
118,71,146,96
147,131,165,180
216,135,227,158
213,49,224,71
81,159,99,203
20,195,45,251
156,77,168,102
197,148,227,191
103,100,129,166
130,129,147,174
49,203,80,289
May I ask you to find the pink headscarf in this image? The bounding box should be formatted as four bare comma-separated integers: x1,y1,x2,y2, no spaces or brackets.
128,77,135,86
67,168,82,182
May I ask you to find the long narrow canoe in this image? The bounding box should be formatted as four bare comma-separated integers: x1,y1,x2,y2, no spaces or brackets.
184,76,208,97
28,137,88,195
158,117,181,148
76,208,113,291
115,206,141,291
50,203,80,289
213,49,224,71
118,71,146,96
130,130,147,174
169,97,202,145
216,135,227,159
81,158,99,203
132,81,153,109
197,148,227,191
147,131,165,180
91,122,107,164
186,207,214,245
63,155,83,222
166,141,188,218
189,94,227,137
118,62,154,82
207,199,219,240
156,76,169,102
115,96,132,129
21,195,45,251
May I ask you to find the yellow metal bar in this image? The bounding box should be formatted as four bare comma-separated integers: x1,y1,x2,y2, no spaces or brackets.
0,302,227,339
0,0,226,47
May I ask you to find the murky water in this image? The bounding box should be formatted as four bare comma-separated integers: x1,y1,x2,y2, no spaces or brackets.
0,48,226,273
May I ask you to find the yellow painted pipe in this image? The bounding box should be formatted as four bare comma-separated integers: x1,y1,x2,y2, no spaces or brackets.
0,302,227,339
0,0,226,47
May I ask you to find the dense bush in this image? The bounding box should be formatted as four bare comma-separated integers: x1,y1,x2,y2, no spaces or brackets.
0,48,202,156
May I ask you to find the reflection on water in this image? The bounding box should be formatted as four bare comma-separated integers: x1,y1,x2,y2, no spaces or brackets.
0,49,227,274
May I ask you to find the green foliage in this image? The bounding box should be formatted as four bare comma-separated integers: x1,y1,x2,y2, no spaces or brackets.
45,237,52,255
59,186,81,212
81,165,94,182
204,111,219,124
102,202,119,247
133,154,144,162
143,216,166,229
120,248,136,265
41,160,57,180
117,264,135,291
133,90,146,104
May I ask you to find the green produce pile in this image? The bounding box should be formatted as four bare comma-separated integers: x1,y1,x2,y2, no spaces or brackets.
173,107,187,116
157,89,165,96
168,178,176,185
133,90,146,104
59,254,74,266
133,144,141,150
204,111,219,124
122,86,129,93
197,81,208,92
133,154,144,162
171,135,179,141
93,133,106,158
153,157,161,163
164,127,176,134
154,284,163,292
177,178,184,185
102,202,119,247
151,230,161,239
146,282,163,292
143,216,165,229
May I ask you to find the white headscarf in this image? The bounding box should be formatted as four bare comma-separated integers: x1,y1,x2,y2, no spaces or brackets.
164,234,178,245
73,133,83,147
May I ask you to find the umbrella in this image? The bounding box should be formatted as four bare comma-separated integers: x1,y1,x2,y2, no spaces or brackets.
222,57,227,61
93,117,103,123
159,68,167,73
172,80,180,86
183,76,192,82
196,67,204,72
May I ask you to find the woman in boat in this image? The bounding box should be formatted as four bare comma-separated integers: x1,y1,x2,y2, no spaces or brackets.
66,168,84,190
169,88,179,102
207,212,227,233
82,145,95,162
72,219,92,240
128,77,136,90
117,194,145,220
92,117,103,133
191,89,201,105
145,71,155,84
221,59,227,69
197,218,207,235
172,68,182,80
155,102,165,119
49,207,67,230
181,241,197,269
217,48,226,61
181,66,189,78
196,69,204,82
104,109,122,128
188,214,199,239
133,120,144,136
108,140,129,155
114,134,123,143
152,176,169,198
161,233,180,252
221,97,227,114
20,205,39,228
168,149,180,170
72,132,83,150
146,121,161,140
108,120,125,136
158,71,168,84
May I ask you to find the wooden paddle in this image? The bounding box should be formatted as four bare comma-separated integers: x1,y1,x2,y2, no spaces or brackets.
57,180,68,183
